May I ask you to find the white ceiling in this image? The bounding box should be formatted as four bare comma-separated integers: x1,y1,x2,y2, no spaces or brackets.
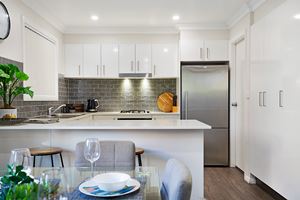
22,0,265,33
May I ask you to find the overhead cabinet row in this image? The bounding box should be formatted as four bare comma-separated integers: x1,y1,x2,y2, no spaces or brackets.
180,40,228,61
64,43,178,78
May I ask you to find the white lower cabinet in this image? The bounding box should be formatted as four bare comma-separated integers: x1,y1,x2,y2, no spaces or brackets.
152,44,178,78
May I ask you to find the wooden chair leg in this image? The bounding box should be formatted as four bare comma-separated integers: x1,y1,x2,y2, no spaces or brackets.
138,155,142,167
33,156,36,167
50,155,54,167
59,153,64,168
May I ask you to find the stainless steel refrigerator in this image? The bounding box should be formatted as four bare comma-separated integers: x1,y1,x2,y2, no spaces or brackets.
181,63,229,166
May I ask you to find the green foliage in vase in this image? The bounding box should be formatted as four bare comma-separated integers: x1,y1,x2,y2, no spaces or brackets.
0,64,34,109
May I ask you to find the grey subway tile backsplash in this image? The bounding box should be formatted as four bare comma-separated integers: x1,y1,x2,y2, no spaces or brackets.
0,56,177,117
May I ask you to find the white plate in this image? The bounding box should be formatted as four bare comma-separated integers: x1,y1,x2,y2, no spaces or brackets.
79,178,140,198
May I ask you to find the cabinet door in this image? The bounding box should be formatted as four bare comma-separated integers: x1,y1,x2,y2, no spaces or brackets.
65,44,83,77
180,40,204,61
119,44,135,74
152,44,178,78
101,44,119,78
136,44,151,73
205,40,228,61
83,44,101,77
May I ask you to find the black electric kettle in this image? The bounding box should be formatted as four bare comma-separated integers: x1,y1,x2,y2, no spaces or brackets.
86,99,99,112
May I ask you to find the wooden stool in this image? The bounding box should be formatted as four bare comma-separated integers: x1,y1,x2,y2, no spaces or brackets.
135,147,145,167
30,147,64,168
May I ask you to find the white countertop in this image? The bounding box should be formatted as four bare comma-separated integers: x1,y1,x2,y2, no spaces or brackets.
0,119,211,130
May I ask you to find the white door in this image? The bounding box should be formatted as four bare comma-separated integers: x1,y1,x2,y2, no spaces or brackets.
119,44,135,74
180,40,204,61
83,44,101,77
136,44,151,73
101,44,119,78
65,44,83,77
234,38,247,171
152,44,178,78
205,40,228,61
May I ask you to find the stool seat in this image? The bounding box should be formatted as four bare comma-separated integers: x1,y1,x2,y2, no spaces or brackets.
29,147,64,168
30,147,63,156
135,147,144,155
135,147,144,167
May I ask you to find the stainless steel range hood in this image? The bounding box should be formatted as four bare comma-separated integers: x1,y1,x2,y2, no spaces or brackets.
119,73,152,78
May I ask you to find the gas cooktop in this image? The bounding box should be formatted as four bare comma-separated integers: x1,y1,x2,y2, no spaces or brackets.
120,110,150,114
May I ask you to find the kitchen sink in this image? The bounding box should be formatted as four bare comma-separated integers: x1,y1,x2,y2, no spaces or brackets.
53,113,85,118
27,113,85,124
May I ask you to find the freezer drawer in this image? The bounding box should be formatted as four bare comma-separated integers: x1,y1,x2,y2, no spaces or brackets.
204,128,229,166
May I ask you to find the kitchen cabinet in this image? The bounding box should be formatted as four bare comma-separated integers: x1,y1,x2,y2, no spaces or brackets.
180,40,228,61
249,1,300,199
119,44,135,74
83,44,101,77
136,44,151,73
152,44,178,78
65,44,83,77
101,44,119,78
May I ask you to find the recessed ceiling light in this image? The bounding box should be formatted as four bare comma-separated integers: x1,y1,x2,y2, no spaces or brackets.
91,15,99,21
172,15,180,21
294,14,300,19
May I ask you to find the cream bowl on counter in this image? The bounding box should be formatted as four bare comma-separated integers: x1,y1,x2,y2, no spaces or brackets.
93,172,130,192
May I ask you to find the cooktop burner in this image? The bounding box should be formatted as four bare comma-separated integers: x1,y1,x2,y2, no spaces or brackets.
120,110,150,114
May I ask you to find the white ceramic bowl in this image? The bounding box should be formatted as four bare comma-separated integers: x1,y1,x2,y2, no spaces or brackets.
93,172,130,192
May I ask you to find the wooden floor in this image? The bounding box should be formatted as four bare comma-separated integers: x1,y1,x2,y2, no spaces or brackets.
204,167,275,200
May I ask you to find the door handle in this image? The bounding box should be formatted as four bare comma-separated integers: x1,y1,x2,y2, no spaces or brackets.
231,102,238,107
279,90,284,107
185,91,188,120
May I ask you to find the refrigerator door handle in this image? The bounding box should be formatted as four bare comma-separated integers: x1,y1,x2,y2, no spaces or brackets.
185,91,188,119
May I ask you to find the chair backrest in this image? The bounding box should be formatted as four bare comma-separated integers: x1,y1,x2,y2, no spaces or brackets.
161,159,192,200
75,141,135,169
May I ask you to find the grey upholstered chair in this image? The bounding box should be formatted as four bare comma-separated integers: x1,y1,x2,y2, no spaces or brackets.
75,141,135,169
161,159,192,200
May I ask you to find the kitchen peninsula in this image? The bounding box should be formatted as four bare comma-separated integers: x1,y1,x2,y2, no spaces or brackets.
0,116,210,200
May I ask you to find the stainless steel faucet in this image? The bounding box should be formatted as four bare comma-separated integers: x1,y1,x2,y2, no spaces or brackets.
48,104,66,116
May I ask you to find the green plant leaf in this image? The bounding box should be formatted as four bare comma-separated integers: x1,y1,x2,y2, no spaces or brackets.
0,69,9,79
12,87,34,98
15,165,23,173
15,71,29,81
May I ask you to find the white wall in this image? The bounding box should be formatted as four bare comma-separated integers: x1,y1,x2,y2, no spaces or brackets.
0,0,64,73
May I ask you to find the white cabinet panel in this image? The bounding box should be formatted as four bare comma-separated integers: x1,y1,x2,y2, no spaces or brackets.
152,44,178,78
205,40,228,61
65,44,83,77
119,44,135,74
180,40,204,61
101,44,119,78
136,44,151,73
83,44,101,77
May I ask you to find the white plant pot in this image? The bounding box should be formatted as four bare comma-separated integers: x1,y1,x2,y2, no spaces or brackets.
0,108,17,119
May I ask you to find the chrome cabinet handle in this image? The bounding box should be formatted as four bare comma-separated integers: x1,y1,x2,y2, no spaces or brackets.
97,65,99,76
153,65,156,76
78,65,81,76
262,91,267,107
200,48,203,60
131,61,134,72
279,90,284,107
137,61,140,72
259,92,262,107
207,48,210,60
103,65,105,76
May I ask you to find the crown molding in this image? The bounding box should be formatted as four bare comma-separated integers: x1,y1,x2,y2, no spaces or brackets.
176,23,228,31
226,0,266,29
21,0,65,33
63,26,179,34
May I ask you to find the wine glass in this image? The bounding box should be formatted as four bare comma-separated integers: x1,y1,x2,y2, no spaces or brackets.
9,148,31,175
38,168,69,200
84,138,101,177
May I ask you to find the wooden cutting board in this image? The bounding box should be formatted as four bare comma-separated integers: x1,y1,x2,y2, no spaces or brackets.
157,92,174,112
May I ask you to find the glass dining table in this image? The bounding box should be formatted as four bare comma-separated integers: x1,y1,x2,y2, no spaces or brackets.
1,167,161,200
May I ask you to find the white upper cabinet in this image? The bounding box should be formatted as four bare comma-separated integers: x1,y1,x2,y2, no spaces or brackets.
152,44,178,78
180,40,205,61
136,44,151,73
83,44,101,77
119,44,135,74
65,44,83,77
101,44,119,78
180,40,228,61
204,40,228,61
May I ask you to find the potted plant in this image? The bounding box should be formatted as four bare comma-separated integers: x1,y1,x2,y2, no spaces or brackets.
0,64,33,119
